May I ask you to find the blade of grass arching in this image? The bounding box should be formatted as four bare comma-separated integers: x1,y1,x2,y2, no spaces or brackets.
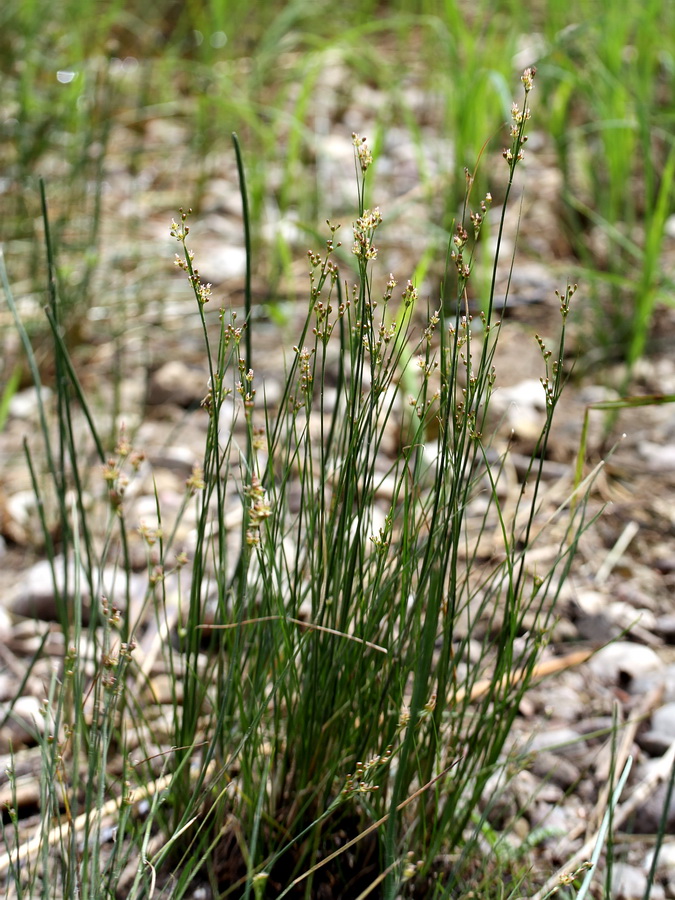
42,306,105,462
629,141,675,368
0,248,58,498
561,191,644,263
574,393,675,493
31,183,102,633
37,178,71,529
42,299,101,622
39,178,58,313
229,138,260,665
0,629,51,734
232,132,253,373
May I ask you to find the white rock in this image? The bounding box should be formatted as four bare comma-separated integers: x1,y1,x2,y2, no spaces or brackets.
5,490,41,530
196,244,247,283
645,841,675,874
0,695,51,750
9,387,52,419
491,379,547,443
527,727,587,759
587,642,663,683
650,702,675,740
147,361,206,407
612,862,664,900
638,441,675,472
7,556,146,621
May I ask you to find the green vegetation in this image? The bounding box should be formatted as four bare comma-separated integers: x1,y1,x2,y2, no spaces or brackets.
1,69,595,899
1,1,674,897
2,0,673,361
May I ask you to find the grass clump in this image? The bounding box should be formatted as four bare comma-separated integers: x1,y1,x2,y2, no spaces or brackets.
1,69,597,899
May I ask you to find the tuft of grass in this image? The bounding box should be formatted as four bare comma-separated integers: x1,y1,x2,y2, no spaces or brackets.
1,69,603,898
539,0,675,370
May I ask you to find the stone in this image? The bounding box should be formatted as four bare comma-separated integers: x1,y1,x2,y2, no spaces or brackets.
644,841,675,875
193,244,247,284
491,379,547,446
7,556,146,622
650,702,675,740
632,767,675,834
587,642,663,685
527,727,587,761
0,695,51,752
530,749,580,790
654,615,675,641
631,664,675,702
612,863,664,900
147,361,207,408
638,730,674,757
9,387,52,419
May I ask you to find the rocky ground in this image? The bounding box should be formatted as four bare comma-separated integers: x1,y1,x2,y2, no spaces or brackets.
2,54,675,898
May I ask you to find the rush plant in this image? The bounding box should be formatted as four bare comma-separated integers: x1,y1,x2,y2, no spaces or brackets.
1,69,599,899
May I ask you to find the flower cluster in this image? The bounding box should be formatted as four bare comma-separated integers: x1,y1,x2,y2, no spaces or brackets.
521,65,536,93
236,360,256,418
416,355,438,379
201,371,232,417
138,521,163,546
169,209,190,242
221,311,245,346
469,192,492,240
537,284,577,408
423,309,440,344
450,223,471,281
401,280,418,308
369,519,391,552
171,208,213,304
245,473,272,546
341,745,393,798
101,426,145,511
556,282,577,320
352,132,373,173
185,463,205,494
307,223,344,342
352,207,382,260
402,853,422,883
503,67,536,170
294,345,315,394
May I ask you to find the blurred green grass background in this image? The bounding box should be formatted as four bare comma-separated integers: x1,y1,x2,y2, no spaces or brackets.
2,0,674,369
